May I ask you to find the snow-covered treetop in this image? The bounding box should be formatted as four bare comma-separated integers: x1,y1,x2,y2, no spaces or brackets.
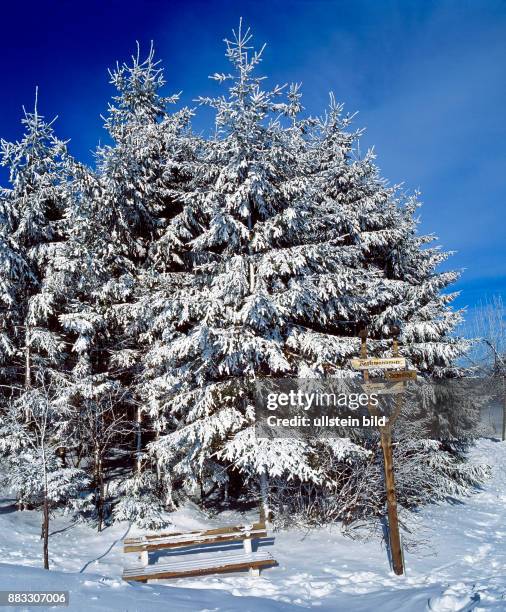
0,90,69,250
201,19,289,135
104,41,180,140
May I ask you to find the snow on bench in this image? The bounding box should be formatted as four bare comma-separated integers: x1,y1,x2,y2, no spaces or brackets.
122,521,277,582
123,550,276,582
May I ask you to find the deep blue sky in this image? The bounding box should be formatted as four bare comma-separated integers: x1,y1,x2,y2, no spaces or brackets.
1,0,505,319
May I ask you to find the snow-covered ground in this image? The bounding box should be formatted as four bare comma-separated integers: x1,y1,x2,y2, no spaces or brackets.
1,438,506,611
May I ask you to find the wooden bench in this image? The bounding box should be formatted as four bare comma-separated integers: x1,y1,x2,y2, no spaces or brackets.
122,522,277,582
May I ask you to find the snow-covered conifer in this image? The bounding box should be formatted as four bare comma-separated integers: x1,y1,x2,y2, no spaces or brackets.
143,23,472,518
294,94,469,375
143,22,331,508
0,94,74,456
61,44,195,527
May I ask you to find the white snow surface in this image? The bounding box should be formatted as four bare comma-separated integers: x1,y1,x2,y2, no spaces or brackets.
1,438,505,611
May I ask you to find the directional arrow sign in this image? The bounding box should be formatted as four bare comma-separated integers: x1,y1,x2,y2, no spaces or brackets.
350,357,406,370
363,381,405,395
385,370,417,381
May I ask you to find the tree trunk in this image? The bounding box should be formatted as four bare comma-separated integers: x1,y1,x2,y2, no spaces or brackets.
25,327,31,390
58,446,67,467
249,261,255,294
248,226,270,522
155,430,162,491
43,497,49,570
135,406,142,475
95,448,104,532
98,467,104,532
41,440,50,570
23,327,31,425
42,476,49,570
164,479,174,510
259,471,271,523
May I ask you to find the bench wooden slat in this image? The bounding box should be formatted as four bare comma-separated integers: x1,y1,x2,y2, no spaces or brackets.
124,529,268,553
124,522,266,547
123,551,276,582
125,527,267,547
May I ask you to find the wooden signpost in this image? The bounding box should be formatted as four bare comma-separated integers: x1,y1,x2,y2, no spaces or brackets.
351,357,406,370
363,381,405,395
353,328,409,576
385,369,417,381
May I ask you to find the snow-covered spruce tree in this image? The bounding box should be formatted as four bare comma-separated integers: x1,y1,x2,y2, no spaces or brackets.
0,96,72,394
266,95,479,524
285,91,469,375
58,154,148,529
141,23,478,523
0,382,89,569
0,96,77,499
140,23,373,514
0,196,28,402
60,44,195,528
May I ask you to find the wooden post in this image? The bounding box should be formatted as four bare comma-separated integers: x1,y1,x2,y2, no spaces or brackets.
360,328,404,576
379,428,403,575
383,330,404,575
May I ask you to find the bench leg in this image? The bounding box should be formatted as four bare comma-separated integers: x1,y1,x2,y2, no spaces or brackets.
243,537,252,555
249,567,260,578
138,550,149,567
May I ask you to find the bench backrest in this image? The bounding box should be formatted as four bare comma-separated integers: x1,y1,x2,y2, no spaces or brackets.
124,522,267,553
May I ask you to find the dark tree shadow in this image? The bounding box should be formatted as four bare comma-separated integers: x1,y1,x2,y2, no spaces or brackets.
0,497,18,515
